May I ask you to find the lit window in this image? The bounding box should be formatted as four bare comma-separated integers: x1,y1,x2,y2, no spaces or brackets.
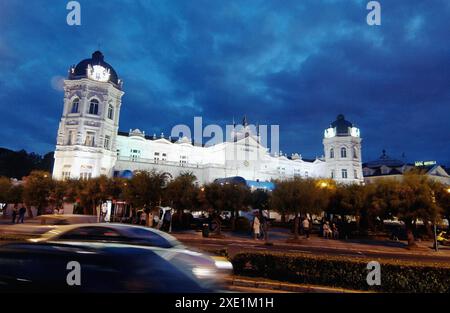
330,148,334,159
71,98,79,113
88,99,99,115
108,105,114,120
341,147,347,158
342,169,348,179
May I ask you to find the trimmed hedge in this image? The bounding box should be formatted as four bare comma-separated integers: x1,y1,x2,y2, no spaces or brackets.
231,251,450,293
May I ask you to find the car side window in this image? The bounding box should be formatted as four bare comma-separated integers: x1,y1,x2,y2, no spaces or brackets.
127,228,173,248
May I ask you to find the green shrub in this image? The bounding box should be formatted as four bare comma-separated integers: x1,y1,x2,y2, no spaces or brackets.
231,251,450,293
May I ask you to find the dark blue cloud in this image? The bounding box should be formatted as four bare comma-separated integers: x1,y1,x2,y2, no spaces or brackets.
0,0,449,165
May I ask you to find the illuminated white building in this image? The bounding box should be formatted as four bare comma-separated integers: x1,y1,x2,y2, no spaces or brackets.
53,52,364,185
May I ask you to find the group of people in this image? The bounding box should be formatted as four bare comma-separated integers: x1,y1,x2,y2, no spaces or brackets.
322,221,339,239
11,204,26,224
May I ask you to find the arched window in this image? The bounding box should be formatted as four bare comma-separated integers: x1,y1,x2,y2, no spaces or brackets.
108,104,114,120
329,148,334,159
71,98,79,113
340,147,347,158
88,99,99,115
353,147,358,159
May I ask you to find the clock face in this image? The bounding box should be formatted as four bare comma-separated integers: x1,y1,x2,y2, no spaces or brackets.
87,65,110,82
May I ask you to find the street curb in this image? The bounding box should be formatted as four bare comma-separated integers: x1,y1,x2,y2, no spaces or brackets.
226,276,366,293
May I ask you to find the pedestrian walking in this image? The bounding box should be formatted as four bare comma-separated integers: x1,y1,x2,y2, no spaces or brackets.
302,217,310,239
18,205,26,223
252,213,261,240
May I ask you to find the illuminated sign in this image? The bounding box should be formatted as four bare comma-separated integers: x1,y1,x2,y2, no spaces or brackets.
415,161,436,167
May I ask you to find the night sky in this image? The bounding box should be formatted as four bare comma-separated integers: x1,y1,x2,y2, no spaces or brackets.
0,0,449,165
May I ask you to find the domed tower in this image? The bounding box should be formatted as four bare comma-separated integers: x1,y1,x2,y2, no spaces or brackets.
323,114,363,184
53,51,124,180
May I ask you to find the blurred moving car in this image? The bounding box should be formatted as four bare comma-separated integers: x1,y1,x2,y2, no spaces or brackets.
29,223,182,249
0,215,98,237
0,241,230,292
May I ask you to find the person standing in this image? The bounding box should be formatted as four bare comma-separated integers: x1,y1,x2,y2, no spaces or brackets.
18,205,26,224
302,217,310,239
148,211,154,227
140,210,147,226
252,213,261,240
11,205,18,224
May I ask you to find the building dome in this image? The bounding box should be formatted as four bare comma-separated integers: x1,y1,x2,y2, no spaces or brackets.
69,51,121,88
364,150,405,168
330,114,353,136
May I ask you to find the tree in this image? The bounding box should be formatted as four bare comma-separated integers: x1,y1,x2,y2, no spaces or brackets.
373,174,442,247
203,182,226,235
430,182,450,230
327,183,374,235
22,171,54,216
123,170,168,214
272,178,326,240
0,176,11,205
164,172,198,228
222,183,251,231
76,176,113,215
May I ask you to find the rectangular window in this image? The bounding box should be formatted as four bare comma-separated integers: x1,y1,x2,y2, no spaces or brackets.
62,171,71,180
85,132,95,147
80,172,92,180
331,170,335,179
104,135,110,150
342,169,348,179
108,105,114,120
354,170,358,179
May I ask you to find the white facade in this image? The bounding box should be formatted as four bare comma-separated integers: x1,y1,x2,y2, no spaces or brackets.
53,52,363,185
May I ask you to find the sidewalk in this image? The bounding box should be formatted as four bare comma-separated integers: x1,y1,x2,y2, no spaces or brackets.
172,228,450,260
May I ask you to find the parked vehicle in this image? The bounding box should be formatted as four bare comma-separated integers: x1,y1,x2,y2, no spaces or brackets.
36,214,98,225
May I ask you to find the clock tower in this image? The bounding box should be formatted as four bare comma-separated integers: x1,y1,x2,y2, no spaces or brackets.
53,51,124,180
323,114,363,184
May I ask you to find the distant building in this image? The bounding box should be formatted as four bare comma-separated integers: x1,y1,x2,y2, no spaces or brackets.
53,51,364,185
363,150,450,185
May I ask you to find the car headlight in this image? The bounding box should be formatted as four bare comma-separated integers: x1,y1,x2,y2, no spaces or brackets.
214,259,233,270
192,266,217,279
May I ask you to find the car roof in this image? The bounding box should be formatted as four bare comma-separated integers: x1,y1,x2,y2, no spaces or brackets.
38,223,182,245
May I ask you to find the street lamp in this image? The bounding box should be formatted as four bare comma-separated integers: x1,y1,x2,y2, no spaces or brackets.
446,187,450,194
